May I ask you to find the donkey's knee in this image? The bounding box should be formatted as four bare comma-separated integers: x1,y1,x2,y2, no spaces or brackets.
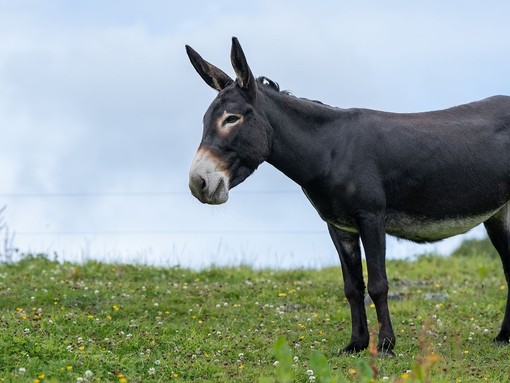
343,278,366,303
367,278,389,304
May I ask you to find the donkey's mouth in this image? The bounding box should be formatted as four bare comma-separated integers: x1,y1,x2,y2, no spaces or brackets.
206,174,229,204
189,171,229,205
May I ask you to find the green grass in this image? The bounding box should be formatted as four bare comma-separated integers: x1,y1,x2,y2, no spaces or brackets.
1,241,509,382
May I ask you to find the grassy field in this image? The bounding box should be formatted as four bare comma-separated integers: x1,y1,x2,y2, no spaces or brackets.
1,240,509,382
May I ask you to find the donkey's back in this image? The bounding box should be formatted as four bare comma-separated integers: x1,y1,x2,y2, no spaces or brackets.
354,95,510,142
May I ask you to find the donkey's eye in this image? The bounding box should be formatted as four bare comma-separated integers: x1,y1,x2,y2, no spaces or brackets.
223,115,240,125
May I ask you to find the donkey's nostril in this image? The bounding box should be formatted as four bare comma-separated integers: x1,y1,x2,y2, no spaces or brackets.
189,173,207,198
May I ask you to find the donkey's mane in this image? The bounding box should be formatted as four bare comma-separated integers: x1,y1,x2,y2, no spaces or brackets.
257,76,284,93
257,76,329,107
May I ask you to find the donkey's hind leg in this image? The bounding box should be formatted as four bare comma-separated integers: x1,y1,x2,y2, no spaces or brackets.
484,204,510,343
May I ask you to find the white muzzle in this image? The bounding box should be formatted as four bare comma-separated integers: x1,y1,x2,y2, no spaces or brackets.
189,147,229,204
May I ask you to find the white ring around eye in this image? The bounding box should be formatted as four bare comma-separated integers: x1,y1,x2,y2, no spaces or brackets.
218,112,243,132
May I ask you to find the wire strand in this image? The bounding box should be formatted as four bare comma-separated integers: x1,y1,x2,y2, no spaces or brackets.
0,190,301,198
16,229,326,236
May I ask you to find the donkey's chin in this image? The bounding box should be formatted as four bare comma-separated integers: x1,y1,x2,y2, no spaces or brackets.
191,188,229,205
208,183,229,205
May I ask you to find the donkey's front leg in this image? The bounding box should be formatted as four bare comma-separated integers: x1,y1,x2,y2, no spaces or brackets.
327,224,369,354
358,212,396,356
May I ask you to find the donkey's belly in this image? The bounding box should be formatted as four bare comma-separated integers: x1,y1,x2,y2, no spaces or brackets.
384,209,502,242
331,207,503,242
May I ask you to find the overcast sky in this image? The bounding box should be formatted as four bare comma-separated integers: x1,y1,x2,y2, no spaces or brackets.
1,1,509,268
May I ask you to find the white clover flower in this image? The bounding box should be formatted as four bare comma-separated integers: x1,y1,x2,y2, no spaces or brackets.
148,367,156,375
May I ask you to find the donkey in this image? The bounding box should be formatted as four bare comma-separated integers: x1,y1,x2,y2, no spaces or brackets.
186,37,510,355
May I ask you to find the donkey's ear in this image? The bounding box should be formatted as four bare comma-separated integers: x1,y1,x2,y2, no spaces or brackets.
230,37,256,100
186,45,234,92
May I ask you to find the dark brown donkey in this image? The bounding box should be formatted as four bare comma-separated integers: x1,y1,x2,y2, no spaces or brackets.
186,37,510,355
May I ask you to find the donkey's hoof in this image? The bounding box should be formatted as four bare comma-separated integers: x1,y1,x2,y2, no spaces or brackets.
338,342,369,356
493,336,510,345
376,339,396,357
376,348,396,358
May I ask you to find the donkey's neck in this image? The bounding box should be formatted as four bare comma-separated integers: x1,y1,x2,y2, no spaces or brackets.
261,90,345,187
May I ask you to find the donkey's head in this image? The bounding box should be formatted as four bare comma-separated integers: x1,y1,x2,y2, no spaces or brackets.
186,37,272,204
